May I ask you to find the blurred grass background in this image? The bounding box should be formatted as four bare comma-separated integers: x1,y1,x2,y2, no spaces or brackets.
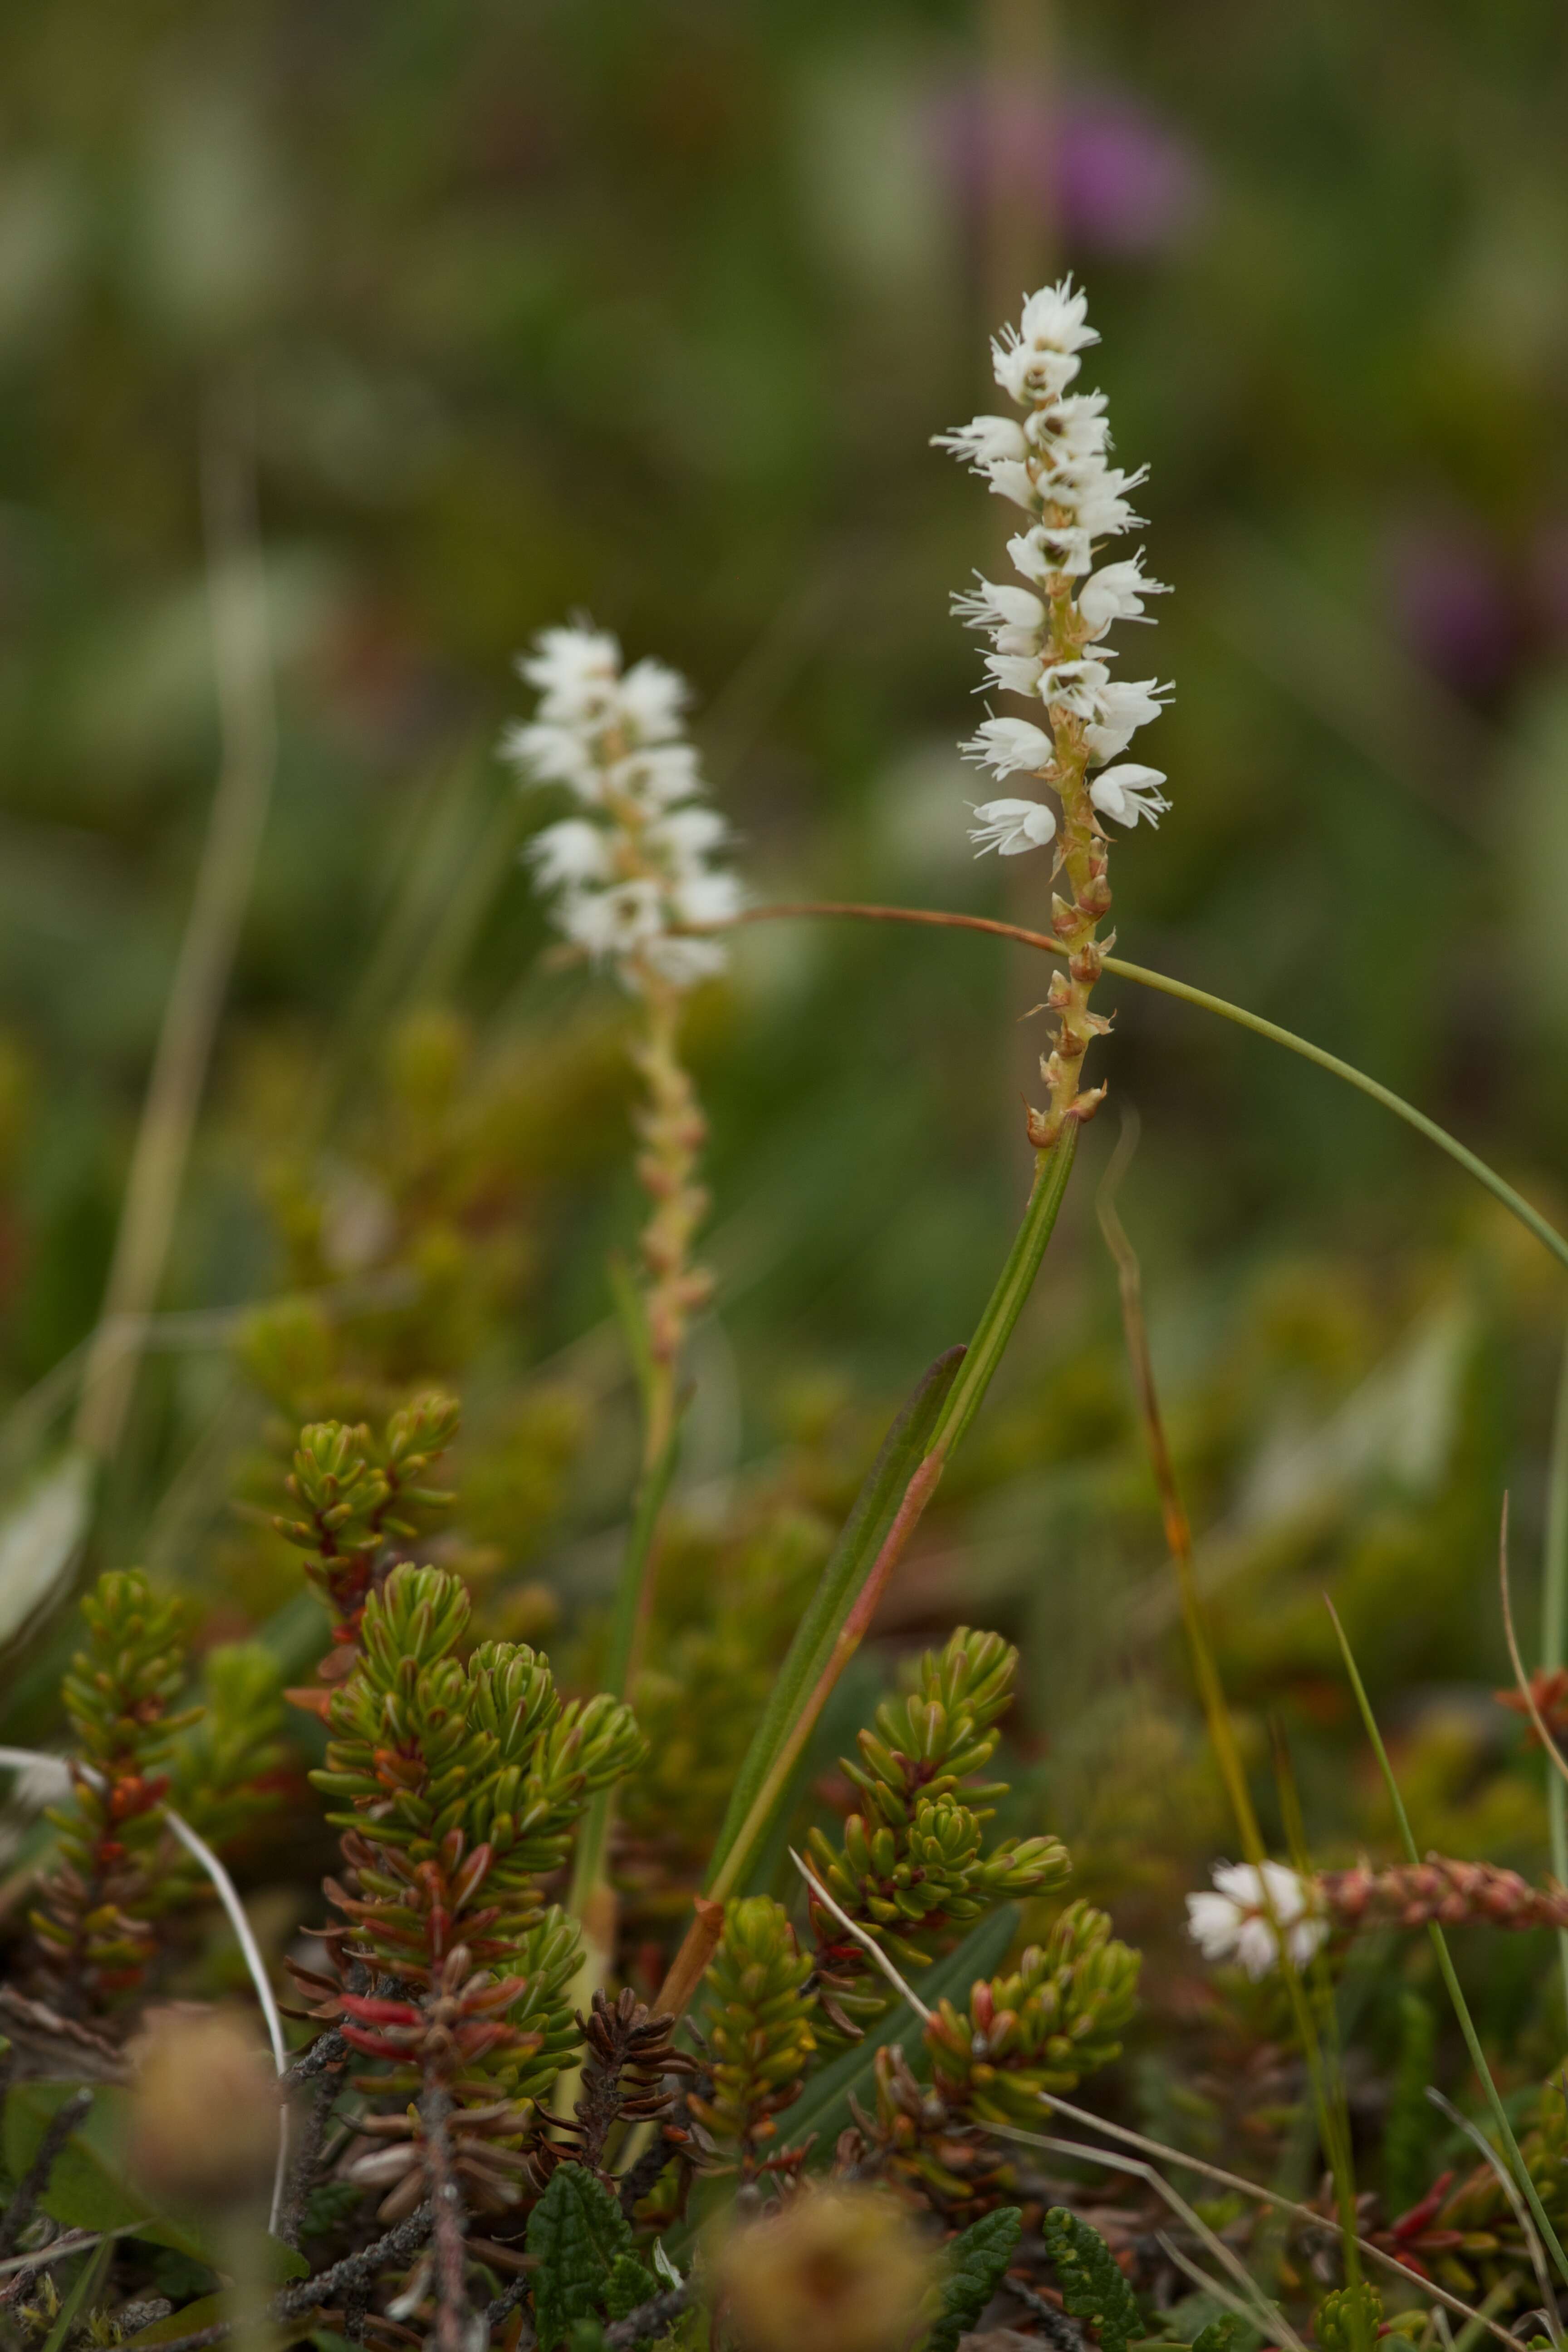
3,0,1568,1929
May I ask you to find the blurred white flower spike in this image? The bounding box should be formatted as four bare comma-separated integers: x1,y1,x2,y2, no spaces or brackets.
503,621,742,992
1186,1860,1328,1980
940,275,1171,841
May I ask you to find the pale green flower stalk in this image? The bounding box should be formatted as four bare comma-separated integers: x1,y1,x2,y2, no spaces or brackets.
505,620,741,1990
504,622,741,1463
938,276,1171,1147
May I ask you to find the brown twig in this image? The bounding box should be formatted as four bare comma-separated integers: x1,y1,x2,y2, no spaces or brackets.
277,2066,341,2249
273,2201,434,2319
603,2281,695,2347
0,2087,92,2257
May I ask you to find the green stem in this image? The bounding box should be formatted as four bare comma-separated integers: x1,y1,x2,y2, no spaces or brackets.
1328,1598,1568,2291
568,1421,681,1925
1545,1323,1568,2019
731,904,1568,1280
926,1125,1079,1457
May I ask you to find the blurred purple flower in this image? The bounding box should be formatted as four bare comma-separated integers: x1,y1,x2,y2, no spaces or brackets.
1384,516,1520,697
934,86,1207,257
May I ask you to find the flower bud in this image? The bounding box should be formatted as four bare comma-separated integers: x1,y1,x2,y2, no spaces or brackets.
127,2007,280,2214
716,2188,936,2352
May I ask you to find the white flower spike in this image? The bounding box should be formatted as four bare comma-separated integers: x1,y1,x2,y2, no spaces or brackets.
504,620,741,996
1186,1861,1327,1980
936,273,1176,1146
937,275,1173,853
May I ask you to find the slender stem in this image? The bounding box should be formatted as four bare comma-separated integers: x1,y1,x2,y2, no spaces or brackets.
1546,1327,1568,2017
1096,1152,1363,2294
74,393,277,1462
926,1127,1078,1456
422,2086,469,2352
568,1423,681,1952
1328,1598,1568,2291
724,902,1568,1280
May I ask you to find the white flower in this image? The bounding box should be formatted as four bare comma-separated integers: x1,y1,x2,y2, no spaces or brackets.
1008,524,1092,584
960,715,1055,780
931,414,1029,472
618,657,689,742
507,619,741,993
984,459,1039,512
1083,677,1173,764
951,579,1046,635
560,877,666,960
1090,764,1169,828
519,624,622,720
982,651,1046,697
1028,390,1111,459
646,805,730,864
992,337,1082,406
528,818,612,888
968,798,1058,857
1019,278,1098,355
990,277,1099,406
1187,1862,1326,1980
608,743,703,809
673,870,745,928
1039,658,1111,716
1078,555,1170,637
500,719,603,799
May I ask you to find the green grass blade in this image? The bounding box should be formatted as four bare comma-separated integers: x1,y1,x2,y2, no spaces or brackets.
735,907,1568,1281
1327,1597,1568,2290
1544,1323,1568,2019
703,1345,965,1893
779,1904,1018,2152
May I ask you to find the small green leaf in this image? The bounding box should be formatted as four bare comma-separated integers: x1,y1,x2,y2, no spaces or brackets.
527,2163,632,2351
1191,2320,1244,2352
1,2085,206,2265
1042,2207,1143,2352
926,2207,1022,2352
604,2254,660,2322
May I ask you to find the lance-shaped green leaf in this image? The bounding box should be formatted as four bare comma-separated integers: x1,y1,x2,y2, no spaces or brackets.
925,2207,1023,2352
